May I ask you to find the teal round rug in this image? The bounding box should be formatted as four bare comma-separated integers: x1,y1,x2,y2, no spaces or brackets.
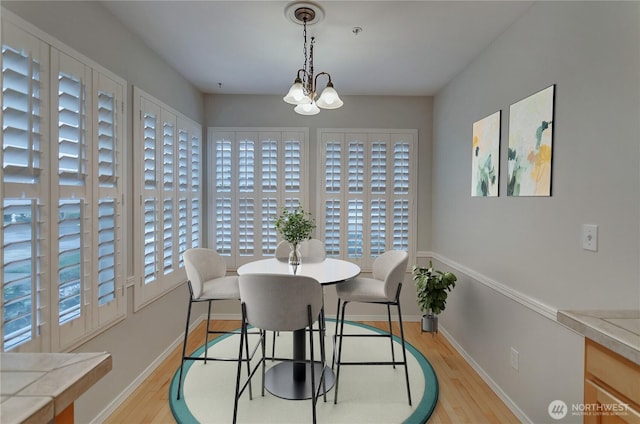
170,320,438,423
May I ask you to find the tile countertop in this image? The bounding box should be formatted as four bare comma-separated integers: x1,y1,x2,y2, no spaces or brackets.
557,310,640,365
0,352,112,423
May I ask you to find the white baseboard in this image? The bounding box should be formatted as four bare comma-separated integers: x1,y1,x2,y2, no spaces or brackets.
439,325,532,423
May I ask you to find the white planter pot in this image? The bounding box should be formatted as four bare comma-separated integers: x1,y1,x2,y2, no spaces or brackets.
421,314,438,333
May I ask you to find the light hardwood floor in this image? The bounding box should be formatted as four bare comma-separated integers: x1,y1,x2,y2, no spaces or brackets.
104,320,519,423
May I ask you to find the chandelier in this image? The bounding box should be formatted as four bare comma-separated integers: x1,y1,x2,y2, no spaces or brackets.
283,2,343,115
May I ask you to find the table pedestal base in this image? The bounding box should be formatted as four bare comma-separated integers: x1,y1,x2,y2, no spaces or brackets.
264,362,335,400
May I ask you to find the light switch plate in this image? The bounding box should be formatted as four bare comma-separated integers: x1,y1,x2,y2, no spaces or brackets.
510,347,519,371
582,224,598,251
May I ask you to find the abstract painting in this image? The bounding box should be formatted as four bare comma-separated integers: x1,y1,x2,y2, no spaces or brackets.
507,85,555,196
472,111,501,197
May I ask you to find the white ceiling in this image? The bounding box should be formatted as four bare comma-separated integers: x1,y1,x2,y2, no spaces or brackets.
100,1,534,96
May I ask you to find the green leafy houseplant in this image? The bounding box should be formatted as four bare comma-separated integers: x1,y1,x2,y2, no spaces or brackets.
412,261,457,333
274,206,315,244
274,207,315,266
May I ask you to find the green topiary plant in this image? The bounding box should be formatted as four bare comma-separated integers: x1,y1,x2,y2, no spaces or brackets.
412,261,457,316
274,206,315,245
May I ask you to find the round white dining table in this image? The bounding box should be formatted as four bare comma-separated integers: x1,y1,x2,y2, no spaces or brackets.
237,257,361,286
236,257,361,400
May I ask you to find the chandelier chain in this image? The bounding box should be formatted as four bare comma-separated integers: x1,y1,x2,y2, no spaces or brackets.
302,18,308,93
309,37,315,95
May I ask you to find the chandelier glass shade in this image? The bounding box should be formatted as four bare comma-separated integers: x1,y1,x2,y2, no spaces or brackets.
283,3,343,115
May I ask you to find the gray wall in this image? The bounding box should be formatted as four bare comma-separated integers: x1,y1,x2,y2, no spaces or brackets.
2,2,205,422
431,2,640,422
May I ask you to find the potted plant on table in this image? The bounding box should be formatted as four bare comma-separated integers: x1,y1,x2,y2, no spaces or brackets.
274,206,315,266
412,261,457,333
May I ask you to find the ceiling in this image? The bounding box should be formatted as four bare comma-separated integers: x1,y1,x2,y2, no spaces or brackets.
100,1,534,96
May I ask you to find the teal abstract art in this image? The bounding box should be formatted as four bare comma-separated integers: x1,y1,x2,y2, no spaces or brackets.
507,85,555,196
472,111,501,197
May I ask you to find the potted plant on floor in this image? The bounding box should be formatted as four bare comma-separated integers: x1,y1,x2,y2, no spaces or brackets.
274,206,315,266
412,261,457,333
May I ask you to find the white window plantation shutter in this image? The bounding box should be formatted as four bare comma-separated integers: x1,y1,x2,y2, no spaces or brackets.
94,73,124,324
318,130,416,268
142,102,160,285
57,199,83,324
177,128,189,265
190,133,201,249
238,138,255,256
261,140,278,254
370,140,387,256
2,45,42,183
57,71,86,186
97,91,116,187
1,200,41,350
55,51,90,346
1,26,48,351
209,128,307,267
392,141,411,251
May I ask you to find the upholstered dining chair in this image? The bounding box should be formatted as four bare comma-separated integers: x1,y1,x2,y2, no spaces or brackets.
332,249,412,405
271,240,291,356
298,238,328,339
299,238,326,262
269,239,326,357
275,238,326,262
233,274,327,424
274,240,290,260
177,248,251,400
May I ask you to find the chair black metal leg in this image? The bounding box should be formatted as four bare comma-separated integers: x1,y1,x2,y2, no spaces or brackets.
332,297,341,369
271,331,275,359
386,304,396,369
204,300,212,364
396,301,412,406
319,310,327,402
261,330,267,397
232,311,246,424
177,297,193,400
244,321,254,400
333,300,348,404
307,307,318,424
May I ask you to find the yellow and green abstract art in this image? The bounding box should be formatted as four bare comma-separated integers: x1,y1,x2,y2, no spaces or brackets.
507,85,555,196
472,111,501,197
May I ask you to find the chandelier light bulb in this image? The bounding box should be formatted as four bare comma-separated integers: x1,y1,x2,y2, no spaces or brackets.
316,84,343,109
283,80,311,105
294,102,320,115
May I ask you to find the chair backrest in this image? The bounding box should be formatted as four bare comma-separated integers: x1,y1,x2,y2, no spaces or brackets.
183,248,227,298
299,239,326,262
238,274,323,332
274,241,290,260
371,250,409,300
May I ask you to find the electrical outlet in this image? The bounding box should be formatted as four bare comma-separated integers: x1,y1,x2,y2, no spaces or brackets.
510,347,519,371
582,224,598,252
